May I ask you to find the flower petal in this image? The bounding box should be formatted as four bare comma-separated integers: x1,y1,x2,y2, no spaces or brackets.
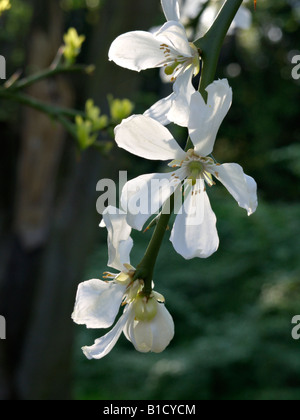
155,21,193,57
102,206,133,271
170,182,219,259
144,93,173,126
121,171,183,231
149,303,175,353
161,0,180,22
72,279,126,329
108,31,166,71
188,79,232,156
124,302,174,353
115,115,186,161
82,307,131,360
167,66,196,127
215,163,258,216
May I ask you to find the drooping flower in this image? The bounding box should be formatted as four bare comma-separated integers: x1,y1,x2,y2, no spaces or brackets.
109,0,201,127
115,79,258,260
72,206,174,359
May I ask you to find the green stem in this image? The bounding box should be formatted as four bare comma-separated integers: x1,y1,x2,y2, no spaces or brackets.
5,64,95,92
186,0,243,158
135,195,174,296
0,91,83,118
136,0,244,295
0,90,82,138
195,0,243,99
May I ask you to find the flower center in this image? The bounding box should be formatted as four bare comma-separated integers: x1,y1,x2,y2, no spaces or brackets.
160,42,200,81
183,150,216,187
188,161,204,186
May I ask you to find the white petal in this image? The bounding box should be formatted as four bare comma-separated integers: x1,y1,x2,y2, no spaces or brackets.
189,79,232,156
72,280,126,329
215,163,258,216
121,171,183,231
115,115,186,161
108,31,166,72
161,0,180,22
149,303,175,353
128,321,153,353
82,307,132,360
102,206,133,271
230,7,252,31
144,93,173,126
167,67,196,127
155,21,193,57
170,183,219,259
124,303,174,353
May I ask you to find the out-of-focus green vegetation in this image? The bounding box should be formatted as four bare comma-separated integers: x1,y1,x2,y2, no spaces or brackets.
1,0,299,401
73,0,300,400
74,193,300,400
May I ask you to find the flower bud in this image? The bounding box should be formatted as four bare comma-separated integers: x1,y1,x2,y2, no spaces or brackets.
133,295,158,322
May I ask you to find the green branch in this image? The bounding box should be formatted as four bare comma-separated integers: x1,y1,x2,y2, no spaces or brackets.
5,64,95,92
135,0,244,296
135,195,175,296
195,0,243,99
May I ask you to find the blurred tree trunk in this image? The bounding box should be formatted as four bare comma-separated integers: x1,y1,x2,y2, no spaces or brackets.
0,0,73,400
0,0,158,400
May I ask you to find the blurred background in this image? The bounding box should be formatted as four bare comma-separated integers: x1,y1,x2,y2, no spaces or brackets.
0,0,300,400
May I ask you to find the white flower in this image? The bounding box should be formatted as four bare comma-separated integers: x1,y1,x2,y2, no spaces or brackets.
115,79,258,260
72,206,174,359
83,294,174,359
145,0,251,126
194,0,252,39
109,0,200,127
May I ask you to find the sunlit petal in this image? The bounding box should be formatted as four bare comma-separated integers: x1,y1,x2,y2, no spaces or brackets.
170,183,219,259
215,163,258,216
189,79,232,156
72,280,126,329
115,115,186,161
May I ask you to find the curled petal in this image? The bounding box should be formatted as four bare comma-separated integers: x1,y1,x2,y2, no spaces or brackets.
215,163,258,216
82,306,132,360
72,280,126,329
102,206,133,271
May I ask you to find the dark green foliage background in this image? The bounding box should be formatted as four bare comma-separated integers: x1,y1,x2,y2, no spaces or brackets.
74,0,300,400
1,0,299,400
